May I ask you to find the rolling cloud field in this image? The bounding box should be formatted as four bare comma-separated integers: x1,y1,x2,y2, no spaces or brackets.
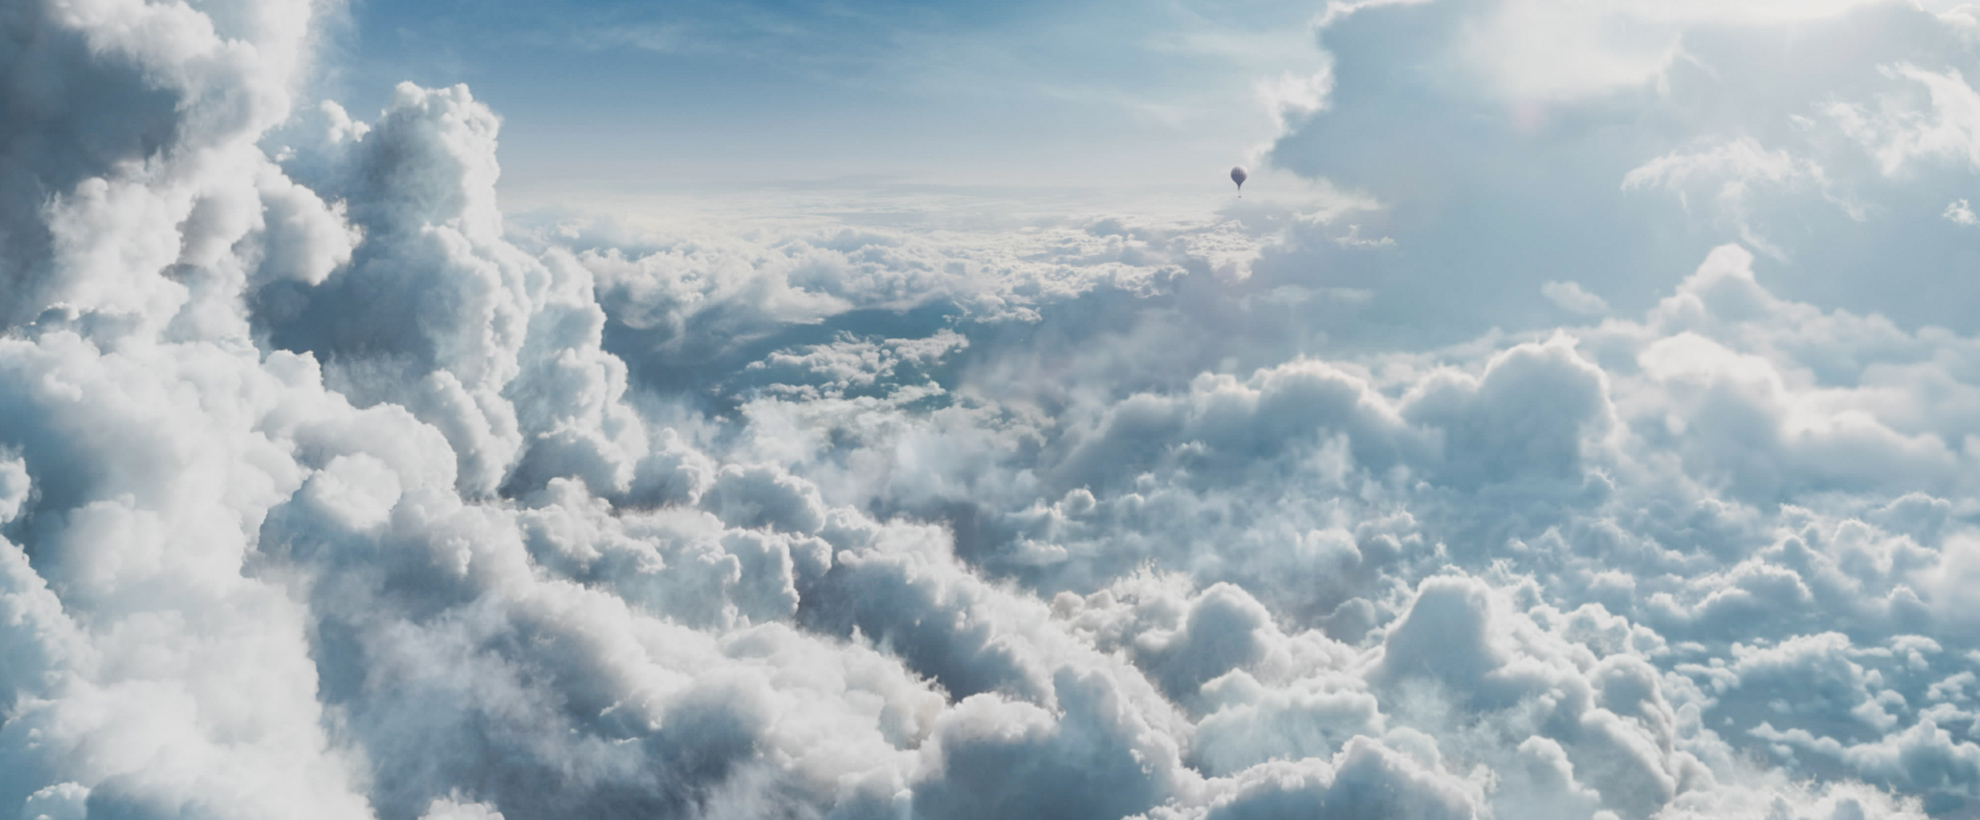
8,1,1980,819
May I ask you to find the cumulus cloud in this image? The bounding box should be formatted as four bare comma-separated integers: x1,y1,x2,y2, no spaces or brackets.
1272,0,1980,340
1544,281,1611,316
1259,66,1336,129
5,1,1980,820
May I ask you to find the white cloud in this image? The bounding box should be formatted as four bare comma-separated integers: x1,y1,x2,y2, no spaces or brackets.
1832,64,1980,177
1259,66,1336,129
1544,281,1611,316
5,1,1980,820
1622,138,1830,205
1458,0,1894,103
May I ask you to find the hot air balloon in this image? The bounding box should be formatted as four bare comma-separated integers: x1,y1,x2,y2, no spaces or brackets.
1231,165,1248,196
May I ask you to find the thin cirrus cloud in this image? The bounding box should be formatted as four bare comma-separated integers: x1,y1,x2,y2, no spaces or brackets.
3,0,1980,820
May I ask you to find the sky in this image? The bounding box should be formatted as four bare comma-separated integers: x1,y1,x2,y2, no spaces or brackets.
13,1,1980,820
324,0,1323,194
323,0,1980,339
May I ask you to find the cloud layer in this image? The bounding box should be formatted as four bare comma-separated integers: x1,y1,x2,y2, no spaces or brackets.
6,1,1980,820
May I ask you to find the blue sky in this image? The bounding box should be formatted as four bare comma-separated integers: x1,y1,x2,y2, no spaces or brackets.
327,0,1324,194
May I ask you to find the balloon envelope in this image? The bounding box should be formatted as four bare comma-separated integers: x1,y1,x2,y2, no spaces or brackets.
1231,166,1248,189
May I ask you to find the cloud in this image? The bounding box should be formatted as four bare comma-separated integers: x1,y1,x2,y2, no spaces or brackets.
2,1,1980,820
1544,281,1611,316
1259,66,1336,129
1831,64,1980,177
1270,0,1980,339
